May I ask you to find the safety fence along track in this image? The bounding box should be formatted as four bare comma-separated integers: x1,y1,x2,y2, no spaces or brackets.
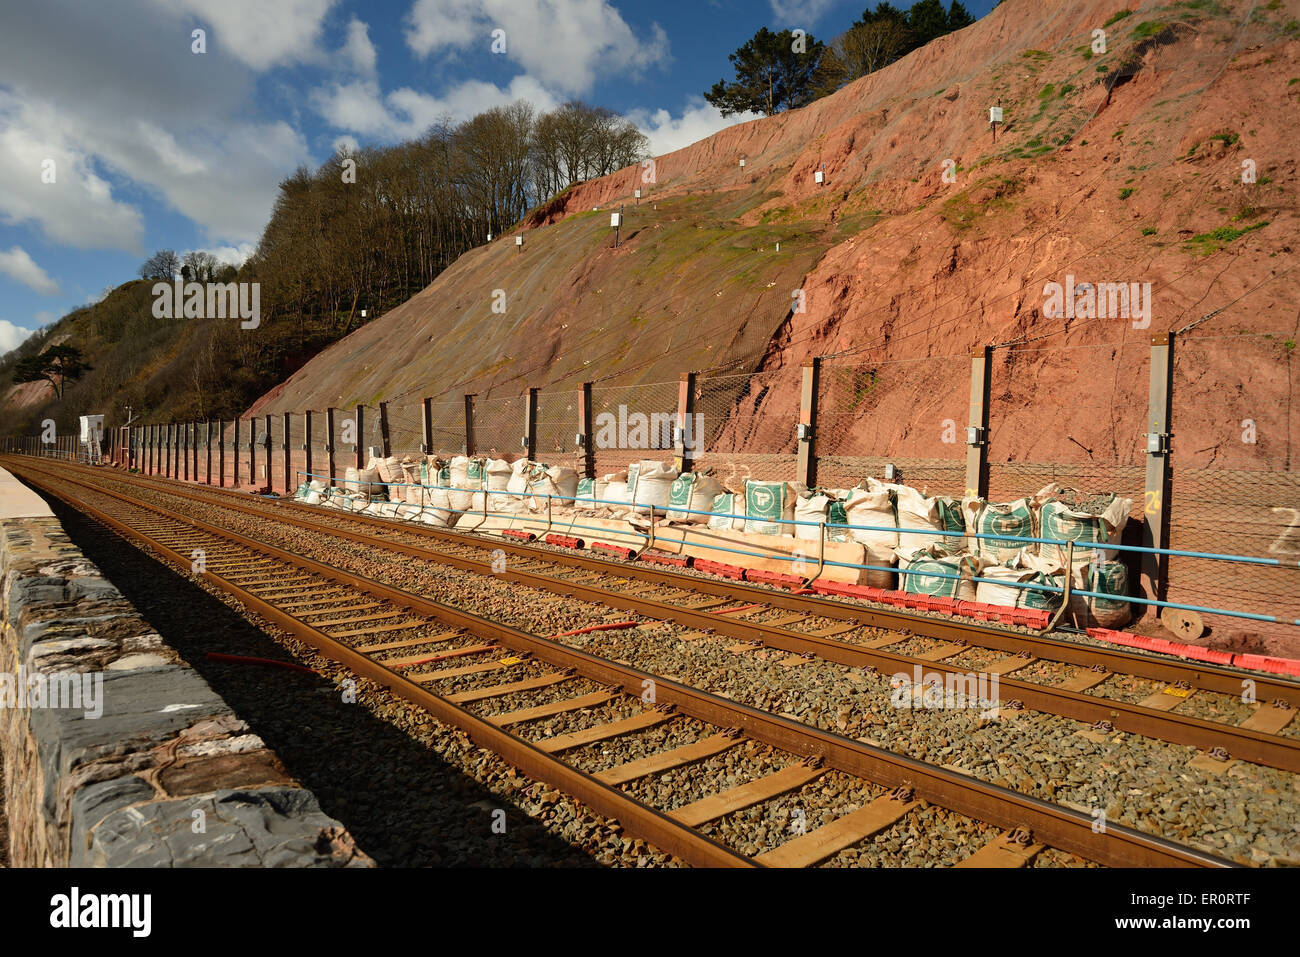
15,459,1300,777
4,459,1233,868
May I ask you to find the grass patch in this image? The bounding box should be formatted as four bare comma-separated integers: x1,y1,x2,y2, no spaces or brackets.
1141,226,1157,235
1103,10,1133,27
1120,187,1136,199
1182,220,1269,255
1209,131,1239,146
1132,21,1166,38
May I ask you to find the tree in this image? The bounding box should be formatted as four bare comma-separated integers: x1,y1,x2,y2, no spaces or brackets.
182,250,221,283
704,27,827,117
907,0,951,48
12,345,92,399
139,249,179,280
947,2,975,30
814,16,912,94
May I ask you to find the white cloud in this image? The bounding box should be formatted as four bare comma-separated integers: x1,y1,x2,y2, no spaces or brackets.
313,74,560,142
332,134,360,154
147,0,340,72
0,246,61,295
628,98,762,158
185,243,257,267
0,318,36,354
768,0,841,25
405,0,669,94
341,18,377,76
0,93,147,251
33,311,56,326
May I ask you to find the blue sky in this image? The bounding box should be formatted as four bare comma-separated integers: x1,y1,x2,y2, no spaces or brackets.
0,0,996,355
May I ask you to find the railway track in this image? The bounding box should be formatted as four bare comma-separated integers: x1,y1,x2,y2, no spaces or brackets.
13,457,1300,778
2,459,1233,868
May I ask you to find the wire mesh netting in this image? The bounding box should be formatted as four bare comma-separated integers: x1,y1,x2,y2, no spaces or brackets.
692,367,800,484
535,388,581,470
472,394,526,457
590,379,680,476
1167,334,1300,646
816,355,968,494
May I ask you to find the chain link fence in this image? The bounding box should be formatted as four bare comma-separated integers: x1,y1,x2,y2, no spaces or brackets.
693,367,800,485
1168,333,1300,648
590,379,679,477
816,354,967,495
535,387,581,470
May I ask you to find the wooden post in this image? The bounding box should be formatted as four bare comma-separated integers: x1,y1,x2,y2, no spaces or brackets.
379,401,392,458
247,419,256,486
420,398,434,455
304,411,315,486
578,382,595,479
205,421,213,484
964,346,993,500
166,423,175,478
264,413,273,489
464,394,477,456
192,422,199,480
233,418,241,488
796,360,820,489
326,408,337,486
354,405,365,469
675,372,699,475
181,423,188,481
1143,332,1175,605
524,388,539,461
217,420,226,488
283,411,291,493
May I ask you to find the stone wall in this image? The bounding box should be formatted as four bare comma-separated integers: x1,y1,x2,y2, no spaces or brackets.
0,507,372,866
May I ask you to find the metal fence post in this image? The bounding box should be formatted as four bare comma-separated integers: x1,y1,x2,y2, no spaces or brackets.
217,419,226,488
283,411,291,493
420,398,433,455
304,411,314,485
326,408,337,486
797,360,820,489
1143,332,1175,604
232,418,241,487
464,394,477,456
578,382,595,479
379,401,392,458
964,346,992,500
675,372,699,475
355,404,365,469
524,387,539,461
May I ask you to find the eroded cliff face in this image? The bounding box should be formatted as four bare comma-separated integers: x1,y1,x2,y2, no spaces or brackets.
250,0,1299,471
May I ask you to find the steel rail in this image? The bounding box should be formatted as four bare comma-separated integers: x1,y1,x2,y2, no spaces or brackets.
12,462,1233,868
23,460,1300,774
32,458,1298,707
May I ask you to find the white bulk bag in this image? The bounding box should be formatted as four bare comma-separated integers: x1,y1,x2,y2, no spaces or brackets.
575,476,610,512
448,455,475,511
744,479,797,535
975,564,1036,608
632,460,678,517
1038,492,1131,568
843,485,898,551
708,492,746,531
603,479,632,518
794,493,831,541
529,464,579,508
667,472,724,524
963,496,1036,564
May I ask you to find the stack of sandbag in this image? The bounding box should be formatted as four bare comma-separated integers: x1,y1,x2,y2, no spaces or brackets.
744,479,797,535
974,558,1040,608
1037,486,1132,569
666,472,724,524
599,471,632,518
707,491,745,531
417,485,459,527
485,457,515,513
883,481,964,555
1019,550,1130,627
575,475,610,512
898,546,984,601
963,494,1038,564
631,460,678,517
842,484,898,588
526,463,579,510
447,456,476,511
793,490,852,542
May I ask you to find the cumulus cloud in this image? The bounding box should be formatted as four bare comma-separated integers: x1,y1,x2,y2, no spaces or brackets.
146,0,339,71
340,17,377,76
314,74,560,142
628,98,762,158
0,246,61,295
405,0,669,94
0,318,36,355
768,0,841,25
0,1,315,249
